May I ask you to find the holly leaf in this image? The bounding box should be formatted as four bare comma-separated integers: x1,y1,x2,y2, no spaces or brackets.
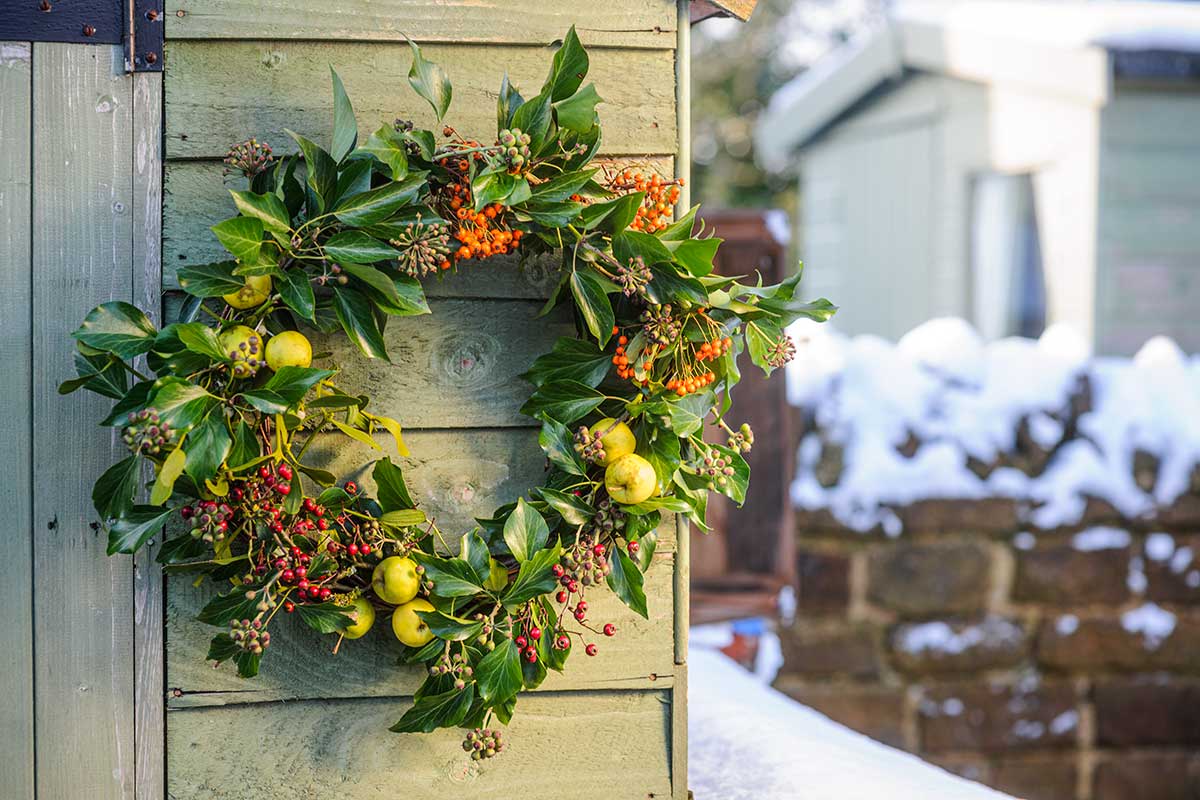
606,544,648,619
476,638,523,704
503,498,549,563
406,39,453,121
72,301,157,359
107,505,175,555
92,455,141,520
390,683,475,733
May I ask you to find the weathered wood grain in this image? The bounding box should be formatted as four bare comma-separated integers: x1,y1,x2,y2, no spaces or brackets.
167,552,676,705
163,40,677,159
31,43,136,800
320,298,574,429
132,69,166,800
166,0,677,49
167,690,674,800
161,156,672,288
0,40,34,800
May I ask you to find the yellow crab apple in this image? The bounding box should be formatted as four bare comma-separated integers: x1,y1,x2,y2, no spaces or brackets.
265,330,312,370
341,596,376,640
588,418,637,466
391,598,435,647
372,556,420,605
217,325,264,378
604,453,657,505
222,274,272,309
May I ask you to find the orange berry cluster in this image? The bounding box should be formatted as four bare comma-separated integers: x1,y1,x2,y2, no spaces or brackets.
608,169,683,233
665,372,716,397
697,337,733,362
611,333,654,382
442,182,523,262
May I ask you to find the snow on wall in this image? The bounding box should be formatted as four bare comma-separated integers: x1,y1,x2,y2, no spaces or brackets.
788,318,1200,532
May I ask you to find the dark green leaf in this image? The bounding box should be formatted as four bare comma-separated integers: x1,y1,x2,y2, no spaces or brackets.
72,301,157,358
390,683,474,733
746,320,781,376
107,505,175,555
332,287,389,360
646,263,708,306
288,130,338,212
415,609,483,641
511,92,553,152
323,231,400,264
520,380,604,425
669,237,722,277
502,498,549,563
262,366,335,405
614,229,673,266
234,650,262,678
522,336,611,388
497,72,524,130
174,322,228,362
227,420,259,470
372,457,415,511
553,83,602,133
569,269,614,347
529,169,596,203
711,444,751,506
538,417,587,476
211,215,264,264
92,456,140,520
361,271,431,317
158,532,207,565
60,351,128,399
329,67,358,162
476,638,523,704
296,600,354,633
357,124,409,181
407,39,453,121
333,175,425,227
229,190,291,234
645,390,713,437
580,192,642,233
276,267,316,320
536,487,594,526
184,413,231,484
501,544,562,607
239,389,289,415
149,377,218,433
543,26,589,102
177,261,243,298
606,544,648,618
636,426,681,491
459,530,491,582
411,552,483,597
196,582,266,625
206,633,240,664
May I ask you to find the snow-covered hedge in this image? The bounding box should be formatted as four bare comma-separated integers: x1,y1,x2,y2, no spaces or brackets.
787,318,1200,534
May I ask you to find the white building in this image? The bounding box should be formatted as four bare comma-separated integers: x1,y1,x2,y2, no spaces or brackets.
756,1,1200,354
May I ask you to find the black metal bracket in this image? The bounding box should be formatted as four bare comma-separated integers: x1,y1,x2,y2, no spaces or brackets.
0,0,162,72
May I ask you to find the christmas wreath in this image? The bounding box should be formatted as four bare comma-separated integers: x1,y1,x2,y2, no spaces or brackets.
62,29,834,755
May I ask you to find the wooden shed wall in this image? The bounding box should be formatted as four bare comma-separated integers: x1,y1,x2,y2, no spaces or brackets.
160,3,687,797
1096,86,1200,355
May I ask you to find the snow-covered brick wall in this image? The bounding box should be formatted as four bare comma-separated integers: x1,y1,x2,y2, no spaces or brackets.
787,317,1200,534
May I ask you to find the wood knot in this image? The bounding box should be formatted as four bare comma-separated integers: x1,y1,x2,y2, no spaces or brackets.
431,333,499,390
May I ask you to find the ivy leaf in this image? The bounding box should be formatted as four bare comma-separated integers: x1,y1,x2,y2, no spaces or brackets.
150,445,187,506
229,190,291,234
636,426,680,491
276,267,316,321
390,683,474,733
476,638,523,704
411,552,483,597
177,261,243,298
107,505,175,555
287,130,338,212
503,498,549,563
406,39,453,121
239,389,289,416
746,320,782,376
529,169,596,203
511,92,553,153
214,219,267,270
59,351,128,399
173,322,227,362
234,651,262,679
295,600,353,634
580,192,642,233
497,72,524,130
520,380,604,425
606,544,648,619
227,421,259,471
522,337,611,388
645,263,708,306
361,271,431,318
92,455,141,520
538,417,587,476
459,530,491,581
262,366,335,406
569,269,614,347
332,287,389,360
329,67,358,162
323,231,400,264
356,124,408,181
668,237,722,278
196,582,265,626
184,413,231,484
536,487,594,526
501,544,562,607
416,609,483,642
620,495,692,515
543,26,589,102
149,377,219,433
72,301,157,359
333,175,425,227
372,458,415,511
645,390,713,438
553,83,602,133
711,444,751,506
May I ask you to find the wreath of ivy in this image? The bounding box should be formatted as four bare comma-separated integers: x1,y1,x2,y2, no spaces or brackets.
63,29,834,751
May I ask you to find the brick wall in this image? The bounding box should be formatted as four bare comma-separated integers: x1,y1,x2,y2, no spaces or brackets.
778,498,1200,800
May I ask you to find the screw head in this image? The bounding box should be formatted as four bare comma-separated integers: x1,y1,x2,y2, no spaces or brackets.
144,51,158,64
82,24,95,36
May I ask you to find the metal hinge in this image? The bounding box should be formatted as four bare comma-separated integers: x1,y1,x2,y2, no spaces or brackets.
0,0,163,72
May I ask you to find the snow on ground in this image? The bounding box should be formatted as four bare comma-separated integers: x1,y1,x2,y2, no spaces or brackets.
688,630,1014,800
787,318,1200,533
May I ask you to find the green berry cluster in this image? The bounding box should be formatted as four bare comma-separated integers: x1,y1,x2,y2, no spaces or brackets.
123,407,173,456
573,425,607,465
727,422,755,454
429,650,474,690
229,617,271,654
462,728,505,760
616,255,652,299
640,303,681,346
497,127,532,172
223,138,273,177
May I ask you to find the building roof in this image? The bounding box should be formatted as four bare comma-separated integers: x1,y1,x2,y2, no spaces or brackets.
691,0,759,23
755,0,1200,171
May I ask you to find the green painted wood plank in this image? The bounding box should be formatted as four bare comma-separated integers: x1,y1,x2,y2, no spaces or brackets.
31,43,136,799
163,41,677,160
167,690,674,799
319,298,574,429
132,70,166,800
0,40,34,800
167,552,676,705
161,156,673,289
166,0,677,49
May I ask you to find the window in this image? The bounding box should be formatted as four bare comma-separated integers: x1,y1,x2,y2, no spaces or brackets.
969,172,1046,339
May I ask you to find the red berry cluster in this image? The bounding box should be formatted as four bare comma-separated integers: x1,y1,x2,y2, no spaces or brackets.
180,500,233,543
514,621,542,664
